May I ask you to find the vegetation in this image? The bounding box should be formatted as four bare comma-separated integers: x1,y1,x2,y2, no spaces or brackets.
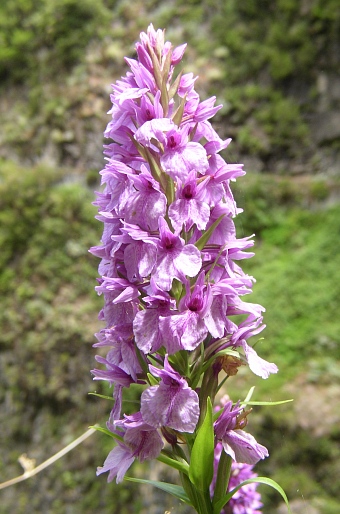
1,0,339,168
0,0,112,82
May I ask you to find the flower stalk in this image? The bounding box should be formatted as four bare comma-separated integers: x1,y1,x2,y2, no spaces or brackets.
90,24,290,514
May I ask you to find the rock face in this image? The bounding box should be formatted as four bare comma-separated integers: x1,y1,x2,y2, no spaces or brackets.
311,111,340,144
289,382,340,437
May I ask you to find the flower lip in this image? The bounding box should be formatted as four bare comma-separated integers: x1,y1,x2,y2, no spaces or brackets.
162,233,177,250
188,294,204,312
183,183,195,199
168,135,177,149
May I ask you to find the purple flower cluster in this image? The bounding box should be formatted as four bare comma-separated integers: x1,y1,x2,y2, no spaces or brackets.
90,24,277,488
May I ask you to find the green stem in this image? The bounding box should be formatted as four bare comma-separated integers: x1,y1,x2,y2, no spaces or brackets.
180,473,213,514
212,452,232,508
198,366,220,427
157,452,189,475
195,488,214,514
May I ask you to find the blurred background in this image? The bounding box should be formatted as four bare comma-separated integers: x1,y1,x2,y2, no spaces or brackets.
0,1,339,513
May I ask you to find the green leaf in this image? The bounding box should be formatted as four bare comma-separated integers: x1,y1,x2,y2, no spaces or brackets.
160,73,170,115
243,386,256,403
144,150,167,191
189,397,214,491
170,278,183,303
168,70,183,100
147,372,159,386
213,476,291,514
148,45,162,89
157,452,189,475
172,93,187,126
240,387,293,406
194,214,225,251
168,350,189,377
240,399,294,406
89,425,123,443
88,392,114,401
125,477,192,505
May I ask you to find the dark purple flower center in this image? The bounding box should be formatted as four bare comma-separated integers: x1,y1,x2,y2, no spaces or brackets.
183,184,194,199
163,234,176,250
163,376,180,387
168,135,177,149
188,295,203,312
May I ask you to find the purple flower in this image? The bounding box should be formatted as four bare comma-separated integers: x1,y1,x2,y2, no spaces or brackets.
193,96,222,122
141,356,199,432
152,217,202,291
91,354,135,421
111,222,158,282
135,90,164,126
119,412,164,462
168,170,210,232
91,355,134,387
133,281,176,353
95,277,140,328
134,118,174,151
123,165,167,231
231,315,278,379
159,272,213,352
97,412,163,483
214,401,268,465
97,443,135,483
160,126,209,181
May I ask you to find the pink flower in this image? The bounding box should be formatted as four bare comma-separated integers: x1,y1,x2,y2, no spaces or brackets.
141,356,199,432
168,170,210,232
152,217,202,291
97,412,163,483
214,401,269,465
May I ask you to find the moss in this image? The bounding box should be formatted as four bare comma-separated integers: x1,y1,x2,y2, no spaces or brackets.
0,0,112,83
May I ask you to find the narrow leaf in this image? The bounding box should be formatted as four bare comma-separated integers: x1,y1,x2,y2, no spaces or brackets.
172,93,187,126
243,386,255,404
146,152,167,191
189,397,214,491
213,477,291,514
125,477,192,505
168,70,183,100
240,387,293,406
157,452,189,475
88,392,114,401
88,425,123,442
147,372,159,386
148,44,162,89
241,399,294,406
194,214,225,251
160,75,169,115
162,48,172,83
